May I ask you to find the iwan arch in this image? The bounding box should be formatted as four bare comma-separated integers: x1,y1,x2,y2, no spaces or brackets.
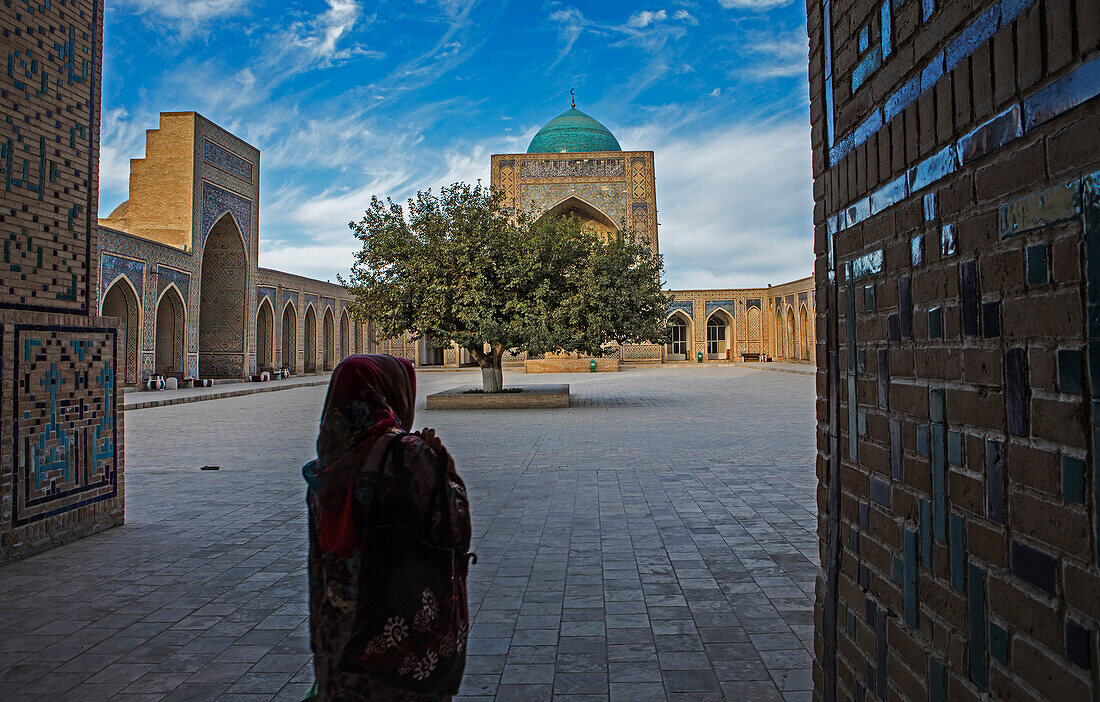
488,105,815,367
97,112,367,384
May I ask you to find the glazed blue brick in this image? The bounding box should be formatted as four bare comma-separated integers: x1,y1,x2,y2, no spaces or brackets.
1011,539,1057,595
929,658,945,702
1062,455,1086,504
940,223,957,256
1005,348,1029,437
990,622,1009,664
1026,243,1049,286
968,563,988,690
850,525,860,554
858,348,867,373
859,562,869,589
847,609,856,637
890,419,903,479
860,500,870,529
931,423,946,540
1058,349,1084,394
870,478,890,508
904,529,918,627
876,608,887,698
948,430,964,465
928,307,943,339
929,387,945,422
1066,619,1092,670
917,424,930,456
911,235,924,266
864,284,876,312
919,500,932,569
888,313,900,341
957,105,1023,166
878,349,889,409
892,556,903,584
865,598,876,624
983,300,1001,338
950,513,966,592
1024,54,1100,130
858,411,868,436
986,439,1005,524
923,192,937,222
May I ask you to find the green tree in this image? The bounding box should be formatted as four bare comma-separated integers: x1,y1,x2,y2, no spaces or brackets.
341,182,669,392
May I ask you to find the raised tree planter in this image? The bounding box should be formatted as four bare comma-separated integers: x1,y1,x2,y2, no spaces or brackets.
427,384,569,410
525,358,619,373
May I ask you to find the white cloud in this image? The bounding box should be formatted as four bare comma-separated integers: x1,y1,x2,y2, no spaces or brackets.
620,117,814,288
741,31,808,80
115,0,246,22
717,0,794,9
673,9,698,24
627,10,667,28
709,87,721,97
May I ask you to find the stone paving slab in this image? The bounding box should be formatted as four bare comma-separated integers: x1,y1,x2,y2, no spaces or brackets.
0,365,818,701
123,374,332,410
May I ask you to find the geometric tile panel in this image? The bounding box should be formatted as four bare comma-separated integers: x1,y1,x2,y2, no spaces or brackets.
100,254,144,303
201,182,252,252
12,324,119,526
202,138,253,183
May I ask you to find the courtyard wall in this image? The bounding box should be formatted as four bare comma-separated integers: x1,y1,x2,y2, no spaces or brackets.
1,1,124,563
807,0,1100,698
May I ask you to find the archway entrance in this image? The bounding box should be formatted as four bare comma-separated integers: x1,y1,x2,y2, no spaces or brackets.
786,307,797,360
775,307,784,358
666,311,692,361
340,309,351,360
256,298,274,371
418,335,445,366
304,305,317,372
101,278,140,385
799,305,810,361
747,306,761,354
282,302,298,373
154,286,186,377
354,322,363,354
537,196,618,237
706,310,732,360
323,308,335,371
199,213,248,378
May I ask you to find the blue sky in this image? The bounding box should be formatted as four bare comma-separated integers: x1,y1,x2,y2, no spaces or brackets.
99,0,813,289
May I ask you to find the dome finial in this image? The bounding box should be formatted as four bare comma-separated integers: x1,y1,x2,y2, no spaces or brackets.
571,88,575,109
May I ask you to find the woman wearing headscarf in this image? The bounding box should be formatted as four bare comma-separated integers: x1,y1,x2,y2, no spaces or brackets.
303,354,472,701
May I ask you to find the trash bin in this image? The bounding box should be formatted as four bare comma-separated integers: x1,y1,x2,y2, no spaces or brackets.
590,359,597,372
697,351,703,363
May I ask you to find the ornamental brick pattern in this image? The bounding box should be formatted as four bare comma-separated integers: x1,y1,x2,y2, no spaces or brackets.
1,1,124,563
807,0,1100,698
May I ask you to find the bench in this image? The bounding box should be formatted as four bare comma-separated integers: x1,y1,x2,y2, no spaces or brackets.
741,353,763,362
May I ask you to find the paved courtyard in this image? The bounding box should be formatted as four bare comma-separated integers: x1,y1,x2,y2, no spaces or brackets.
0,365,819,701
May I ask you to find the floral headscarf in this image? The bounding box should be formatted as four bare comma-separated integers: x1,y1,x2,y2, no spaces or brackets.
304,354,416,556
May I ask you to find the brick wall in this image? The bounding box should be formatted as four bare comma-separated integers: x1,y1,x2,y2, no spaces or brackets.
808,0,1100,698
1,1,123,562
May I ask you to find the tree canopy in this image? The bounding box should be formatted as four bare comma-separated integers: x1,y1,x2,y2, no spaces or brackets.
341,182,669,391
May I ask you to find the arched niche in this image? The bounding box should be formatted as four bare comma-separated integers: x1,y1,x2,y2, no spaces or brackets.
665,310,693,361
537,196,618,237
281,301,298,373
323,307,335,371
199,212,248,378
304,305,318,373
101,276,141,385
256,297,274,371
706,309,733,360
154,285,186,377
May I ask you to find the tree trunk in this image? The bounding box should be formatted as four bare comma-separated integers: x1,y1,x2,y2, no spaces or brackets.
470,345,505,392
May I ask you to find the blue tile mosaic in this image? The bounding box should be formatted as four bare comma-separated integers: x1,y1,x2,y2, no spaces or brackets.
989,622,1009,664
950,513,966,592
1005,347,1029,437
1062,455,1086,504
1023,54,1100,130
1058,349,1084,394
878,349,889,409
1026,243,1049,286
201,182,253,251
202,138,253,183
904,529,918,627
911,235,924,266
957,105,1023,166
960,260,979,337
1010,539,1057,595
900,276,913,340
940,223,957,256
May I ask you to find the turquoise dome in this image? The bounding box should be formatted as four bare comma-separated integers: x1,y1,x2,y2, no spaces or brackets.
527,108,622,154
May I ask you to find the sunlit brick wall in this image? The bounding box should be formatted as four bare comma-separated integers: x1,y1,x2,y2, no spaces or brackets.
807,0,1099,698
1,0,123,562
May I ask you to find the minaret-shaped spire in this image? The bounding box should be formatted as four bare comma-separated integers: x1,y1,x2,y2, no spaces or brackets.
571,88,575,109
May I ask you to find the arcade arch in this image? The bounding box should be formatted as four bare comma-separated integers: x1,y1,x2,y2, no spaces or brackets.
323,308,335,371
199,213,248,378
304,305,317,373
256,297,274,371
154,285,186,377
281,301,297,373
101,277,140,385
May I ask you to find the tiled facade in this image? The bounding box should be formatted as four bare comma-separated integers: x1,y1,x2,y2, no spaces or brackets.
489,133,815,368
808,0,1100,698
1,1,124,562
96,113,365,384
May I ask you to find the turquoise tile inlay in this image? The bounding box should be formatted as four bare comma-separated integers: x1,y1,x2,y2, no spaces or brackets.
990,622,1009,664
929,658,945,702
1058,349,1084,394
919,500,932,569
1026,243,1049,286
1062,455,1087,504
929,307,943,338
950,514,966,592
948,430,964,465
931,423,947,540
968,563,988,690
904,529,918,627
